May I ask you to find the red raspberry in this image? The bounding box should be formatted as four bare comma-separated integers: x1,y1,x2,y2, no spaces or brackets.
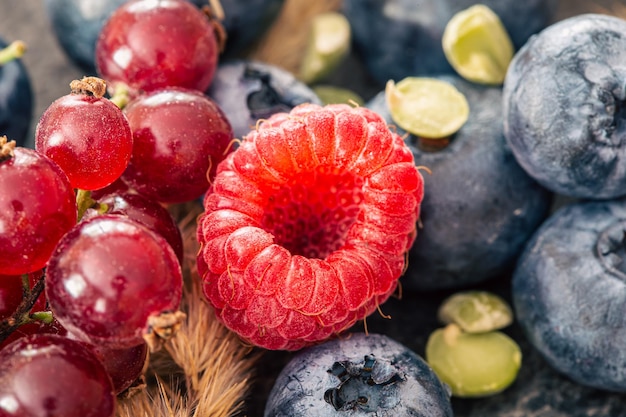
196,103,424,350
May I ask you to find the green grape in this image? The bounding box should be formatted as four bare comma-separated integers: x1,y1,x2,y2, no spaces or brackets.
442,4,514,85
385,77,469,139
426,323,522,398
438,290,513,333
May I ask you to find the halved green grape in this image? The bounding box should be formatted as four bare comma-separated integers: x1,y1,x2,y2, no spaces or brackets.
438,290,513,333
385,77,469,139
298,12,351,84
426,323,522,398
442,4,514,85
313,85,364,106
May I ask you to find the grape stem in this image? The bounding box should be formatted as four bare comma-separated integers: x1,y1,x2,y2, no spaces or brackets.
201,4,227,52
70,76,107,98
0,274,47,345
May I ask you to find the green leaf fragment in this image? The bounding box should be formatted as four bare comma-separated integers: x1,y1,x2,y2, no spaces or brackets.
442,4,514,85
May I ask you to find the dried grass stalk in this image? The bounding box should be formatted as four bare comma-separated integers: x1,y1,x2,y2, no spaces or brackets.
116,202,258,417
250,0,343,74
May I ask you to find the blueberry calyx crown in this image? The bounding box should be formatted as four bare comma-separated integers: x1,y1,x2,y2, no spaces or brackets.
324,354,404,412
596,220,626,281
243,65,307,120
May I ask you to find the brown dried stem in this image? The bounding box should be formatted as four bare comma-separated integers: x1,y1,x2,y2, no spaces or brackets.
70,76,107,98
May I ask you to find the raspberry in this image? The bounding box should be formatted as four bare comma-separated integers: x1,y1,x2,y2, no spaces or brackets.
197,103,424,350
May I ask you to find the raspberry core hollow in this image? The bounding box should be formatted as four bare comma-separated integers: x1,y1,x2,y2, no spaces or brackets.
197,103,424,350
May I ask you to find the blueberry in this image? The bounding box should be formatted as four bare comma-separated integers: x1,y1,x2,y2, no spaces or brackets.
44,0,127,73
503,14,626,200
0,38,33,148
367,75,552,291
264,333,453,416
206,60,321,139
512,198,626,392
343,0,559,86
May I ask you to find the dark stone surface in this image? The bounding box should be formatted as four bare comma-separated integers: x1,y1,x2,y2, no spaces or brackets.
3,1,626,417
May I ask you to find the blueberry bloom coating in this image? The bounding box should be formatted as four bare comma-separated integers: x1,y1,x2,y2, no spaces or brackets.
368,76,552,290
513,198,626,392
264,333,452,416
503,14,626,199
343,0,558,86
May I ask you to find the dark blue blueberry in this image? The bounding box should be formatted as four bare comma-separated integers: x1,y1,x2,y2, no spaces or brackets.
45,0,284,74
44,0,127,74
512,198,626,392
367,75,552,291
264,333,453,416
0,38,33,148
343,0,559,86
503,14,626,200
206,59,320,139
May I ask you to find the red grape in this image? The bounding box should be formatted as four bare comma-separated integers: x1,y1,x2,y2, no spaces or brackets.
0,140,77,275
0,334,116,417
35,77,133,191
83,192,184,263
0,276,25,320
66,332,148,395
93,342,148,394
89,177,129,200
45,215,183,349
95,0,221,95
121,87,234,203
0,271,47,320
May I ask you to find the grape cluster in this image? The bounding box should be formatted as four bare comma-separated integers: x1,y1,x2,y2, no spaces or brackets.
0,0,234,414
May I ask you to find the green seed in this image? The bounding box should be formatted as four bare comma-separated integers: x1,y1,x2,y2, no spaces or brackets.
438,290,513,333
313,85,364,106
385,77,469,139
442,4,514,85
426,323,522,398
298,12,351,84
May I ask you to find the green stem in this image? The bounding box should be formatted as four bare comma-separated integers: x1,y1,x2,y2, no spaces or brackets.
109,83,130,109
0,40,26,66
21,274,30,299
30,311,54,325
76,189,97,221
